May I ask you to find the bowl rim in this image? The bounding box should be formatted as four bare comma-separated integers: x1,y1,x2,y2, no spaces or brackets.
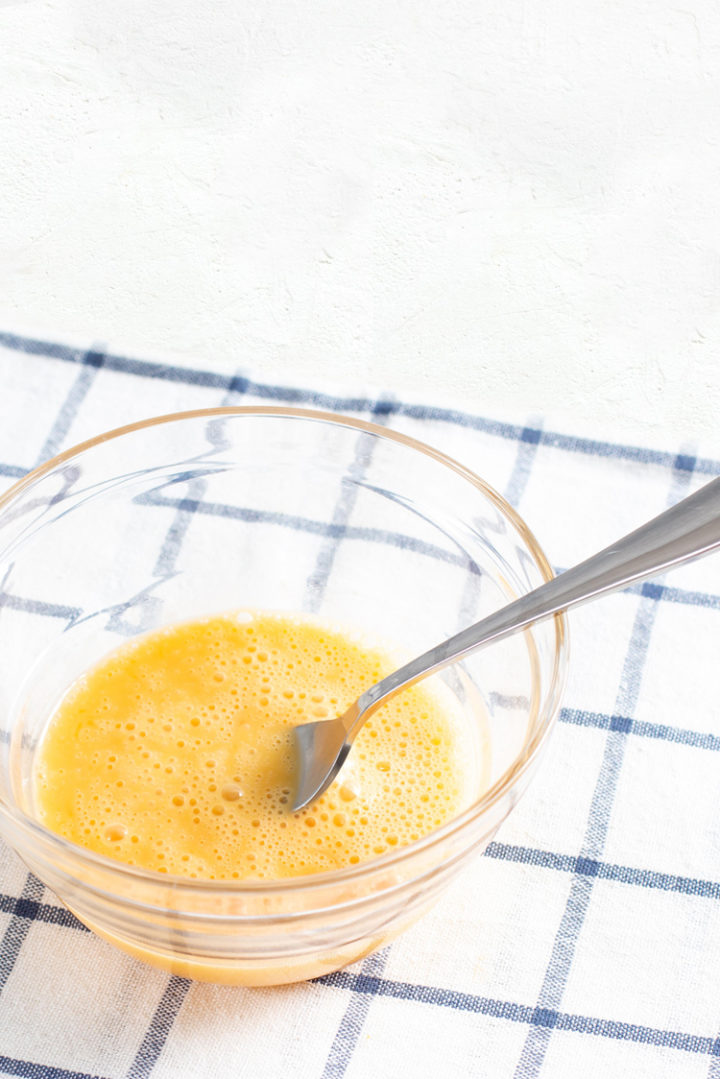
0,405,568,896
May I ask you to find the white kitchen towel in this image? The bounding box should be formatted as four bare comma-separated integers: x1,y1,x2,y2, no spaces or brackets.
0,331,719,1079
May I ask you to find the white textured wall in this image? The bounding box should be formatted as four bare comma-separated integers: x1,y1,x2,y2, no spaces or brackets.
1,0,719,444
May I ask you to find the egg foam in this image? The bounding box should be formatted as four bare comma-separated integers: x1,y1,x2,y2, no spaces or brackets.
33,611,483,880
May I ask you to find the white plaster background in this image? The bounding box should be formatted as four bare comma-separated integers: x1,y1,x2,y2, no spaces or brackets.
1,0,719,445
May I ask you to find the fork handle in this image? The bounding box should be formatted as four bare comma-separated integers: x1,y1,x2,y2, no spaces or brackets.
344,475,720,738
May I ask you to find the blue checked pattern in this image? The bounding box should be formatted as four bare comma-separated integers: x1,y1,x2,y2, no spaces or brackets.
0,331,719,1078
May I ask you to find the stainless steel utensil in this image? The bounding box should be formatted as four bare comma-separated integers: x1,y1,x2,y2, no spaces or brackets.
292,475,720,811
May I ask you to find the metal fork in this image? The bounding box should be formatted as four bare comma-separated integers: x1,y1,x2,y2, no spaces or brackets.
292,475,720,811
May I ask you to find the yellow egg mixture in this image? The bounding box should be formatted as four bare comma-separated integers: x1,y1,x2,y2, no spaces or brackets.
34,612,481,879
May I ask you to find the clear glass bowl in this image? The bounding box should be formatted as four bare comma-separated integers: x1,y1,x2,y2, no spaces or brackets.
0,407,567,986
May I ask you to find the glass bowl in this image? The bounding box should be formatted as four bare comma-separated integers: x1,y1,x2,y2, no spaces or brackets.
0,407,567,986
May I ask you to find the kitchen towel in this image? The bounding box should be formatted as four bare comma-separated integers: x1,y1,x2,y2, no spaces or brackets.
0,331,719,1079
